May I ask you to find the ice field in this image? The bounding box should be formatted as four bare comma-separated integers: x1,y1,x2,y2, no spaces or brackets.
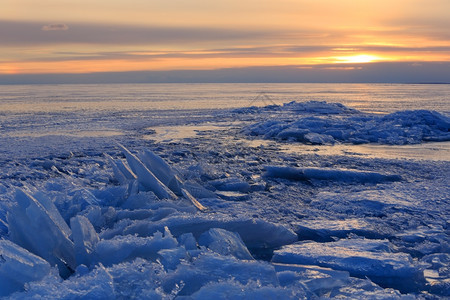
0,83,449,298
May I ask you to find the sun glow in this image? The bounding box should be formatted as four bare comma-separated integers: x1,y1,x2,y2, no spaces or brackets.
334,54,381,63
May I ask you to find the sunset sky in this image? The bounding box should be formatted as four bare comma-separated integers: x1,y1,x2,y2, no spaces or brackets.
1,0,450,83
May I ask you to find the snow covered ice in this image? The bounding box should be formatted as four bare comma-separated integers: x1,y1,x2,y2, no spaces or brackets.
0,84,449,299
243,101,450,145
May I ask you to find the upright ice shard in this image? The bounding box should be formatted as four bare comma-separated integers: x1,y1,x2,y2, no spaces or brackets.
70,215,100,267
139,149,183,195
118,144,176,200
105,153,136,185
7,189,76,276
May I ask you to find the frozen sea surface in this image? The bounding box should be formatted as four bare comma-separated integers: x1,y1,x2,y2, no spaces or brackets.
0,83,449,298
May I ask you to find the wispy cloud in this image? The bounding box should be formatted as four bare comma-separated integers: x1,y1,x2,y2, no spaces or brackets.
0,20,277,46
13,44,450,65
41,24,69,31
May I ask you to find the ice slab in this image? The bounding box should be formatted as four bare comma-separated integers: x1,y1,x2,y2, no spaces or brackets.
70,215,100,267
328,277,415,299
33,191,72,238
161,252,278,296
118,144,176,199
105,153,136,185
215,190,250,201
264,165,401,183
138,149,183,195
0,239,51,297
198,228,254,260
209,178,251,193
181,188,208,212
93,227,178,266
274,263,350,295
8,189,76,276
272,239,424,292
9,264,115,299
293,218,392,242
118,214,298,251
189,279,303,300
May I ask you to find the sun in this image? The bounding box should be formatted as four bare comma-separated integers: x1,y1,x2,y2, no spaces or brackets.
334,54,380,64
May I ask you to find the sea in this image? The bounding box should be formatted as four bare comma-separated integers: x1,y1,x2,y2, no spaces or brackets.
1,83,449,114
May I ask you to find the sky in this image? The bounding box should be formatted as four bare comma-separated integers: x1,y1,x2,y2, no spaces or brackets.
1,0,450,83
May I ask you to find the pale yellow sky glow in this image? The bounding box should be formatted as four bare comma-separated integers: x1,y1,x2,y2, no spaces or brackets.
1,0,449,76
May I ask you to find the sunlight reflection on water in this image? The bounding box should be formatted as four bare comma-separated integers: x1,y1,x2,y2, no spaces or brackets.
249,140,450,161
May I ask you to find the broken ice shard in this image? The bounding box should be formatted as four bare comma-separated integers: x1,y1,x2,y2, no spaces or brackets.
70,215,100,267
7,189,76,276
0,239,51,297
118,144,177,199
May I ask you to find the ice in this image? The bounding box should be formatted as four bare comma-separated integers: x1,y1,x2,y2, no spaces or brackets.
0,239,51,296
181,188,209,212
118,144,177,199
209,177,251,193
198,228,254,260
244,101,450,145
272,238,425,293
138,149,184,195
303,132,335,145
189,279,302,300
70,215,99,267
327,277,416,299
120,190,159,210
33,191,72,238
161,252,279,296
421,253,450,296
116,213,298,251
1,91,449,298
105,153,136,185
0,218,7,237
293,218,393,242
7,189,76,276
113,145,209,212
394,226,449,257
282,100,359,114
274,263,350,295
158,247,189,270
178,232,198,250
8,264,116,300
94,229,178,267
264,165,401,183
215,190,250,201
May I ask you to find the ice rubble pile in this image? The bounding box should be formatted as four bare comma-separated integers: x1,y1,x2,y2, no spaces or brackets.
0,145,445,298
243,101,450,145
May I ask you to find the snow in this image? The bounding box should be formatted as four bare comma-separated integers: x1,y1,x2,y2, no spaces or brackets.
0,90,449,298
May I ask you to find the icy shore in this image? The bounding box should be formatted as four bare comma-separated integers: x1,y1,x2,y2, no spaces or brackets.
0,101,449,298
